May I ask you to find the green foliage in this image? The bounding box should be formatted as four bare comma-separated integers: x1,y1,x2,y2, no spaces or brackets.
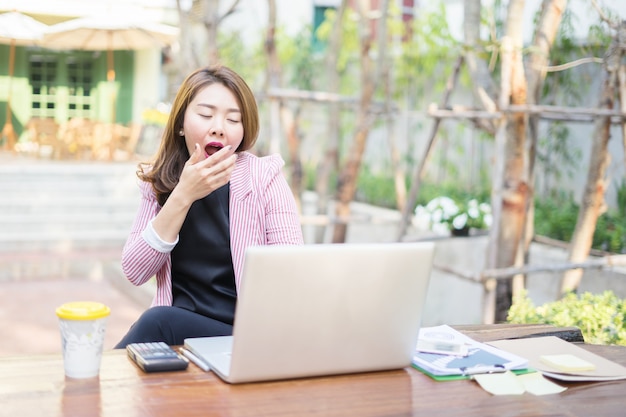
395,3,460,97
593,211,626,253
278,26,320,90
534,193,579,242
315,8,360,94
217,30,265,88
534,193,626,253
508,290,626,346
415,182,491,209
543,8,587,106
355,167,398,208
304,161,491,211
536,122,581,187
616,179,626,213
331,167,626,253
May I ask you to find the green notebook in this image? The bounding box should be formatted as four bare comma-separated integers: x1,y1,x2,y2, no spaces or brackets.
412,363,535,381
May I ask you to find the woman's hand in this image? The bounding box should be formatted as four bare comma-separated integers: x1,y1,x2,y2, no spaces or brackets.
175,143,237,206
150,144,237,243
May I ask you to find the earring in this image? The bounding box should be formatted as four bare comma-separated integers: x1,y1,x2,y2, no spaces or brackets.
178,129,184,136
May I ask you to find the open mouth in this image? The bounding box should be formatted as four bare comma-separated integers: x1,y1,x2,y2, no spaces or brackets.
204,142,224,157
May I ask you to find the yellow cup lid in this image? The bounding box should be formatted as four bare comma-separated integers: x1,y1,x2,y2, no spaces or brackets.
56,301,111,320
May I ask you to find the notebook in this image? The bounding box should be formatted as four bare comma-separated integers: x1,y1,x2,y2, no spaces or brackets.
184,242,435,384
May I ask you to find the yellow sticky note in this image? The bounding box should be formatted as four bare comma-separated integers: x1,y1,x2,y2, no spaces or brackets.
540,354,596,372
517,372,567,396
473,371,525,395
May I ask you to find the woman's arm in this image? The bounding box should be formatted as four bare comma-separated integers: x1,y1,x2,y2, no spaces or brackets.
121,181,171,286
123,145,237,286
263,156,304,245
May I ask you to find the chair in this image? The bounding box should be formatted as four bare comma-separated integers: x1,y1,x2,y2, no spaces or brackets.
93,123,142,161
58,118,97,160
113,123,142,160
26,118,61,159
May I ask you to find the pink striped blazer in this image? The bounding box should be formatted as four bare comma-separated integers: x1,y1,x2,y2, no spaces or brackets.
121,152,304,306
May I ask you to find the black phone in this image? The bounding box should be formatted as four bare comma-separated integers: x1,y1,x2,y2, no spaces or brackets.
126,342,189,373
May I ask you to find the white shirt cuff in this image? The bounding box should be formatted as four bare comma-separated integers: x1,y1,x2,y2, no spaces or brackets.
142,219,178,253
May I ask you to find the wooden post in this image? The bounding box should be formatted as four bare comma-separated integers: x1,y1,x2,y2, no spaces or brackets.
1,38,17,152
483,36,513,324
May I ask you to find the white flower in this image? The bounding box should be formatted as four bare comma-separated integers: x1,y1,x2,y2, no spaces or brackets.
452,213,468,229
425,196,459,220
411,205,432,230
467,199,480,219
413,195,492,234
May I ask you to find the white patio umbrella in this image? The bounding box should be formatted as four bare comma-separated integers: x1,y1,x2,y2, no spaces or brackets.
41,15,179,123
0,11,48,151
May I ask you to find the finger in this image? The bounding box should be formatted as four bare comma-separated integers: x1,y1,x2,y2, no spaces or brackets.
208,153,237,176
188,143,203,165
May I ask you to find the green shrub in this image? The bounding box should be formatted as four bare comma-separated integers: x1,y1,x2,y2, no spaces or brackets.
508,290,626,346
534,195,578,242
302,164,625,252
534,194,626,253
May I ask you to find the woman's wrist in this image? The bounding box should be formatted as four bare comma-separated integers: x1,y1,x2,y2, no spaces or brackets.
142,219,178,252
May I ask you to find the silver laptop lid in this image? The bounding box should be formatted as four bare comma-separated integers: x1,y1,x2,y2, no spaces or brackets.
226,242,434,383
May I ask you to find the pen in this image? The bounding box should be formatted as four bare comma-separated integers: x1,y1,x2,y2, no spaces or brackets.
179,347,211,372
460,364,506,376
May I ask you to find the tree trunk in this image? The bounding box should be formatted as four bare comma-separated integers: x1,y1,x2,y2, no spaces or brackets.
176,0,199,80
265,0,283,155
201,0,220,64
484,35,512,324
463,0,498,134
281,105,304,210
463,2,502,302
383,7,405,213
315,0,347,243
175,0,241,83
332,0,388,243
462,0,566,323
520,0,567,296
560,23,625,294
488,0,529,323
618,45,626,213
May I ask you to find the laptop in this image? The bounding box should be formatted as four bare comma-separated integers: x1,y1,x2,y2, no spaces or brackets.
184,242,435,384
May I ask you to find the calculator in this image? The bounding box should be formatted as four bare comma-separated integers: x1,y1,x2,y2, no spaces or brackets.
126,342,189,373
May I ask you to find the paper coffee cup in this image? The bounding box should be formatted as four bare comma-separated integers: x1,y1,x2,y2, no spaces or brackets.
56,301,110,379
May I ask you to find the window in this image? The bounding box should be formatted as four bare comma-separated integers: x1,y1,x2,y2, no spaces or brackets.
29,54,57,118
29,53,96,120
66,57,94,118
312,5,336,52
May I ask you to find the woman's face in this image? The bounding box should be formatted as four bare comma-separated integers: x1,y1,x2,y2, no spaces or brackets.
181,82,244,158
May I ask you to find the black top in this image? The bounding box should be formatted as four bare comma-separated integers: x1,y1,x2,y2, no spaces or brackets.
170,184,236,325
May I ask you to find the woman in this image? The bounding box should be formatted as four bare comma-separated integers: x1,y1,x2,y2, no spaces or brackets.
116,65,304,347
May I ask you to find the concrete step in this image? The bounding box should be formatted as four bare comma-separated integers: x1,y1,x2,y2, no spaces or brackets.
0,202,137,214
0,158,140,278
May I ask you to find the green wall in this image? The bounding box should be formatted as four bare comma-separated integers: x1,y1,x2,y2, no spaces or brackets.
0,44,135,142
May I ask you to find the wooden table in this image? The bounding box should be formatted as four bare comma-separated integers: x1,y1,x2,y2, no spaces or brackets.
2,324,625,417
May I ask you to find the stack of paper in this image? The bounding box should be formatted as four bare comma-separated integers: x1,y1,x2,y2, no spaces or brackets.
488,336,626,382
412,325,529,380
